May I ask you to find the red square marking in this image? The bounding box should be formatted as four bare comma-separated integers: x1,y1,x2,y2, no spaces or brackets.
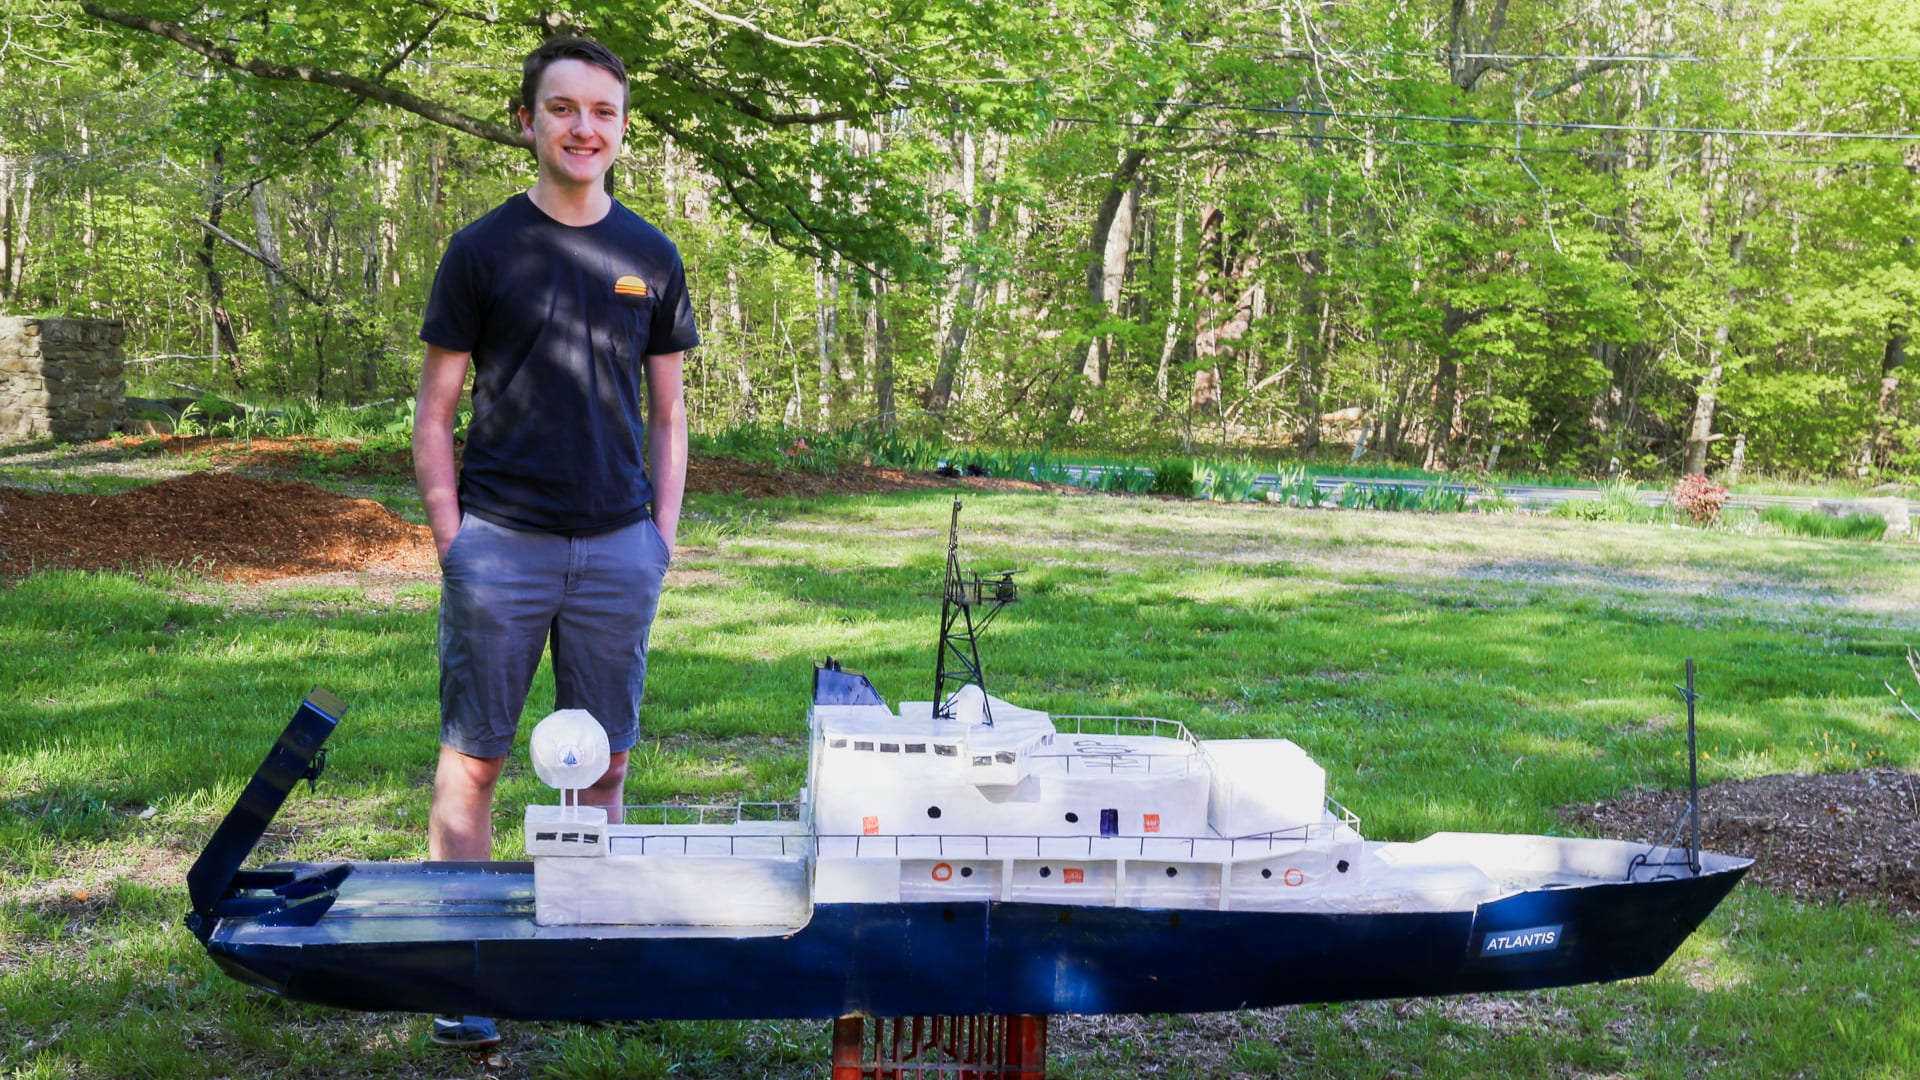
1143,814,1161,833
862,816,879,835
1063,868,1085,884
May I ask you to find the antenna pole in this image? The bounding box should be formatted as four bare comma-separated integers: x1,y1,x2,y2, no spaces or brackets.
1675,658,1701,875
931,499,1019,723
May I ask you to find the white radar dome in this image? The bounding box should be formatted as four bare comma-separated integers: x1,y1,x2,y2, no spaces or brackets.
529,709,610,791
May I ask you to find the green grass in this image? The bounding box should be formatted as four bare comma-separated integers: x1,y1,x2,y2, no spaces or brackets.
3,490,1918,1077
1757,504,1892,541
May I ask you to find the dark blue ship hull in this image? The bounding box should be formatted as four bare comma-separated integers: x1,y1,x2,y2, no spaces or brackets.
202,856,1747,1020
188,691,1750,1020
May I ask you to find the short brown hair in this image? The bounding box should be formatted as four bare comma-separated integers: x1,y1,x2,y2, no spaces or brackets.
521,37,629,116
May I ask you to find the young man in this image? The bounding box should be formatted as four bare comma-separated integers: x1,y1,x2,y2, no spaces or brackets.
412,36,696,1049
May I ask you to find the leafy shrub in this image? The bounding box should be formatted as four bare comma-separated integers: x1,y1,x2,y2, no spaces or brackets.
1553,498,1613,521
1093,465,1157,494
1551,480,1662,524
1672,474,1729,525
1195,460,1262,502
1269,462,1325,507
1758,505,1888,541
1150,458,1196,497
1412,479,1470,513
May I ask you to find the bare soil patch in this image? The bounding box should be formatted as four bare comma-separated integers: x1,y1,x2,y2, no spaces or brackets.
1563,768,1920,917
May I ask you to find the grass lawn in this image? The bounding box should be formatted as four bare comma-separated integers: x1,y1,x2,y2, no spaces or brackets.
2,488,1917,1078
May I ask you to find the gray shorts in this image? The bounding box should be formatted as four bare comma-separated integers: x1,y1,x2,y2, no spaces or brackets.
437,511,670,759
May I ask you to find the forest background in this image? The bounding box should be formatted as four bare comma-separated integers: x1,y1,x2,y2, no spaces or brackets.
2,0,1917,481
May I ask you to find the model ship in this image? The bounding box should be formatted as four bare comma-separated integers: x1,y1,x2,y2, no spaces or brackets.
185,502,1750,1020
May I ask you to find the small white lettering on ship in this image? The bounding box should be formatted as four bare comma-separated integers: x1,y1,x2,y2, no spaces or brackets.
1481,925,1563,956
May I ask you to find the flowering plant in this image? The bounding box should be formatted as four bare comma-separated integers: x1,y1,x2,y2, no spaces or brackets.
1672,473,1728,525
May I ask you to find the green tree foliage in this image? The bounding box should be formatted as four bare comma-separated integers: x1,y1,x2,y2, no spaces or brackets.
3,0,1917,479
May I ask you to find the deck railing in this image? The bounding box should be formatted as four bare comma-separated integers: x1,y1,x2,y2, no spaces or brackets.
601,796,1360,859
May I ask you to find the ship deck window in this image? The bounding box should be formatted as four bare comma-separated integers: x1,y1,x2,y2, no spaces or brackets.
935,744,957,756
905,743,926,753
880,743,899,753
854,741,875,751
829,739,848,749
973,756,993,766
995,751,1016,764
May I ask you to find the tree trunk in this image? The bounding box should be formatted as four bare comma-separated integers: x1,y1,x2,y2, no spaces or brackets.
0,158,30,301
1083,179,1141,393
1685,210,1751,476
727,263,754,422
249,176,292,386
927,131,991,420
1057,146,1150,422
869,280,894,425
1295,246,1327,454
1156,181,1186,403
1423,306,1474,470
1865,325,1907,470
197,145,245,389
1682,323,1728,476
1190,187,1260,421
815,261,837,425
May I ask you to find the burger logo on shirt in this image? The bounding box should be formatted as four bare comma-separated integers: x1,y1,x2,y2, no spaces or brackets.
614,275,649,298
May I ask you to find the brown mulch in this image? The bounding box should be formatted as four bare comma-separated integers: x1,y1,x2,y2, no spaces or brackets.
1562,768,1920,917
0,472,436,582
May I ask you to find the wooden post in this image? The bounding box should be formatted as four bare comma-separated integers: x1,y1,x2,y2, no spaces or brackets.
831,1016,868,1080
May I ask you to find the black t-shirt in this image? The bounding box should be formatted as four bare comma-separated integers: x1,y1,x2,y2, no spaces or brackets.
420,194,699,534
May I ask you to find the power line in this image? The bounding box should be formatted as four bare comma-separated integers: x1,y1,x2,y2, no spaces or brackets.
1057,115,1919,169
1148,100,1920,142
1429,50,1920,63
1123,35,1920,65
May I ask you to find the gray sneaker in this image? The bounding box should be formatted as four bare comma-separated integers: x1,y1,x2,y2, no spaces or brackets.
430,1014,501,1049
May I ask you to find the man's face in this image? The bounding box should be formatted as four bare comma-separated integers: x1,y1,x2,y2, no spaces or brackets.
519,58,628,192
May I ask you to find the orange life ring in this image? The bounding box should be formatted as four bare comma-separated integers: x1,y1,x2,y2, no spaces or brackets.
931,862,954,882
1283,867,1305,887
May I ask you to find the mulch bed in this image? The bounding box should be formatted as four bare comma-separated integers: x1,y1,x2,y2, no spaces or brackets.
0,472,436,582
1562,768,1920,917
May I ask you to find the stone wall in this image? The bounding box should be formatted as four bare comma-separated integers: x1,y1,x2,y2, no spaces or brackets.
0,316,126,441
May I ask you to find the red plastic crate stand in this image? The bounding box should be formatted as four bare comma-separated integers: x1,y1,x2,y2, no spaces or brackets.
831,1014,1048,1079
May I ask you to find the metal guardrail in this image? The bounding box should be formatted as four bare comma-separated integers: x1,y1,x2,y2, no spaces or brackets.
621,802,804,826
1052,714,1198,744
601,796,1362,859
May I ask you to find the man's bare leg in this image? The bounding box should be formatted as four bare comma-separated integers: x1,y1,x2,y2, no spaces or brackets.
429,745,508,861
576,749,630,824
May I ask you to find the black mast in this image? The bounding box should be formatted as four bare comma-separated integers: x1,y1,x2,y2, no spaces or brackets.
932,499,1019,724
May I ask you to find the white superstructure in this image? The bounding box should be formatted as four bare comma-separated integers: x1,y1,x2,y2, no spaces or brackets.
525,687,1369,928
